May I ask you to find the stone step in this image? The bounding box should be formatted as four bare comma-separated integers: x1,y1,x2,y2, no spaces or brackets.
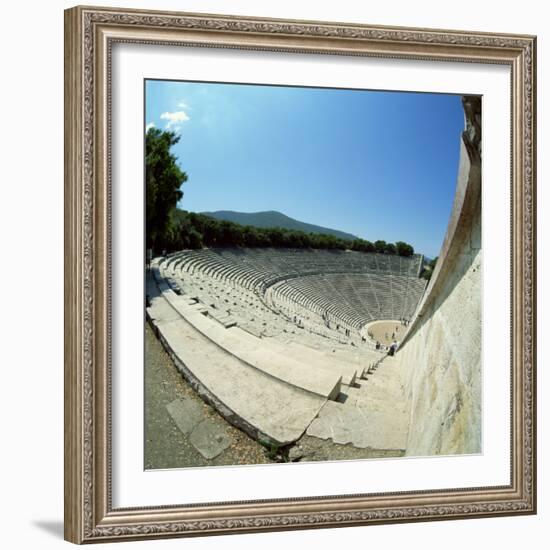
146,274,327,446
192,317,341,400
322,351,372,378
240,323,264,338
208,308,238,328
146,293,182,325
229,329,358,386
344,383,406,409
306,400,408,451
157,316,327,446
220,317,238,329
286,342,359,387
157,279,341,400
362,368,407,391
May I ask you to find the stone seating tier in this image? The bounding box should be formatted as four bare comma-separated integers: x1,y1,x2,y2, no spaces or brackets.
147,270,330,445
158,249,426,350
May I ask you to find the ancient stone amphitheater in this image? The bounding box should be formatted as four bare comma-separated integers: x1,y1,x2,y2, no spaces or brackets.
147,95,482,458
147,248,427,453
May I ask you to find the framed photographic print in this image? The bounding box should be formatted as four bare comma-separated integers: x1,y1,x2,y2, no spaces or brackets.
64,5,537,544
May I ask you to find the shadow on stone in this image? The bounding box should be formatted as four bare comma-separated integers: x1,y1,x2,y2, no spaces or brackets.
336,392,349,404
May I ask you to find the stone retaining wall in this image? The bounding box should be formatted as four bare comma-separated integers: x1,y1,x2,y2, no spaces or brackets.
398,96,482,456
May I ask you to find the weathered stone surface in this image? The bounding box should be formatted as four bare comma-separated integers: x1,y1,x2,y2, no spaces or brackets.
292,434,404,463
304,350,410,451
288,445,307,462
189,420,231,460
167,299,342,400
286,342,358,386
166,397,203,435
146,294,181,325
306,400,408,451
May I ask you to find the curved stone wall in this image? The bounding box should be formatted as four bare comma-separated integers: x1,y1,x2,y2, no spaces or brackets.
398,96,482,456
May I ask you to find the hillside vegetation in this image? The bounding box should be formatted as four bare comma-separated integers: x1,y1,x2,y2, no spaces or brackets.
161,209,415,256
201,210,357,241
146,127,415,257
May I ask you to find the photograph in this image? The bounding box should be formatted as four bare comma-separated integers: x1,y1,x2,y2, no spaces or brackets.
144,79,482,469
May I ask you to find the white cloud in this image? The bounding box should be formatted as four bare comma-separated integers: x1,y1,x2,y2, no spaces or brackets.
160,110,190,129
145,122,155,132
177,100,191,110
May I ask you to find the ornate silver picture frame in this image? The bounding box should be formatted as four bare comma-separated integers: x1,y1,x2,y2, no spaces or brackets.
64,5,536,544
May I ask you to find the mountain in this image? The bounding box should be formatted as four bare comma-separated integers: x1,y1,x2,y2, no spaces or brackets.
200,210,357,241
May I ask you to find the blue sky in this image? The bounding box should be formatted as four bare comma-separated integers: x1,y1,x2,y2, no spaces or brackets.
145,80,465,258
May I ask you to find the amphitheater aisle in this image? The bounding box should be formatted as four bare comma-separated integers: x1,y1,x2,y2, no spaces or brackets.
305,355,410,452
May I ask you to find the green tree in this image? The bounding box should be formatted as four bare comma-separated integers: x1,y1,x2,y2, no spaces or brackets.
146,128,188,251
395,241,414,257
374,240,387,254
155,206,420,259
420,256,438,280
242,225,260,247
351,238,375,253
187,228,203,249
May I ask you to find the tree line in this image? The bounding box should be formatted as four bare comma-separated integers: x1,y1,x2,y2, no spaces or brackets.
146,127,415,257
159,209,415,256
